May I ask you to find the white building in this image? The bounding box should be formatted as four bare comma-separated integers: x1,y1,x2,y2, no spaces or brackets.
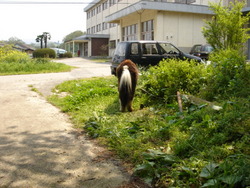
67,0,250,58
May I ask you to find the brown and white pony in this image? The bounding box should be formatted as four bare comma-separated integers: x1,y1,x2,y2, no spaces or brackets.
116,59,139,112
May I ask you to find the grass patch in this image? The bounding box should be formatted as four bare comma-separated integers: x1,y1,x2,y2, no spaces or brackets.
48,72,249,187
0,58,72,75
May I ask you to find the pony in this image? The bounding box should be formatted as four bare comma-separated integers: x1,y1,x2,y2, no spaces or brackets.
116,59,139,112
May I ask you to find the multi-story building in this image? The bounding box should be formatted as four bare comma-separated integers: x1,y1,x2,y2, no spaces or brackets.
67,0,250,58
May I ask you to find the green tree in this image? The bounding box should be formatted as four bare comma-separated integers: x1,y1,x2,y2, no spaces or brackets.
202,0,250,53
7,37,25,45
36,35,44,49
43,32,51,48
62,30,85,43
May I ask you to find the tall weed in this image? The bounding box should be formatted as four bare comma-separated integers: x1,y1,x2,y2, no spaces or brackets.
202,49,250,100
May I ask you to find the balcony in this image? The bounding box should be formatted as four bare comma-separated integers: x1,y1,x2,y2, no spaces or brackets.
142,0,213,6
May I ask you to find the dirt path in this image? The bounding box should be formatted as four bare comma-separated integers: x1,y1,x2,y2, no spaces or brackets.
0,58,130,187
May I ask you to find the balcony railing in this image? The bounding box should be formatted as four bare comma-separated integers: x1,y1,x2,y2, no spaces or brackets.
144,0,212,6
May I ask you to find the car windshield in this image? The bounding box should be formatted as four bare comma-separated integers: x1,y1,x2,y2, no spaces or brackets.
204,45,213,52
114,42,126,56
158,43,179,54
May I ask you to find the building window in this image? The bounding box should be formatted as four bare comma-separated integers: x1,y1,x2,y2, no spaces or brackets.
122,24,138,41
109,0,116,6
102,1,108,10
109,23,117,28
96,24,102,32
91,8,95,17
87,28,90,34
87,11,91,19
91,26,96,34
109,40,116,49
96,4,102,14
142,20,154,40
102,22,108,30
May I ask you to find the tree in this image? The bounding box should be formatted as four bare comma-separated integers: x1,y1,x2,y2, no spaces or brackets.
7,37,25,45
36,35,44,49
202,0,250,53
62,30,85,43
43,32,51,48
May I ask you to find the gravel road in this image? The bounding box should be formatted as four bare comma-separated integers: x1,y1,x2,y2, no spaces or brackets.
0,58,130,187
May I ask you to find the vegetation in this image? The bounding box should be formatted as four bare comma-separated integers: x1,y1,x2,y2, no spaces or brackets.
62,30,85,42
33,48,56,58
0,45,72,75
202,1,250,53
35,32,51,49
62,52,73,58
48,57,249,187
47,1,249,187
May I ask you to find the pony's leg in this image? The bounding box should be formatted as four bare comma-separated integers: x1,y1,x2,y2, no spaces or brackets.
120,99,126,112
127,100,133,112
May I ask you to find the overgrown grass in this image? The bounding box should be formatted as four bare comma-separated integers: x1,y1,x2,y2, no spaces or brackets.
0,58,72,75
48,74,250,187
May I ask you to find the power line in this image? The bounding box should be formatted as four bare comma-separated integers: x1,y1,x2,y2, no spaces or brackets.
0,1,130,4
0,1,91,4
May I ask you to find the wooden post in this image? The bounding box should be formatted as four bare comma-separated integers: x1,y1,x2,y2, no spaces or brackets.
177,91,183,113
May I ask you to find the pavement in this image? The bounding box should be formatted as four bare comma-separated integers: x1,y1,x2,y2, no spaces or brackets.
0,58,130,187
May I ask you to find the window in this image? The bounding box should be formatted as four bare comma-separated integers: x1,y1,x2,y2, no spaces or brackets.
109,0,116,6
87,11,91,19
91,8,95,17
142,43,158,55
122,24,138,41
91,26,96,34
96,4,102,14
102,1,108,10
87,28,90,34
158,43,180,55
96,24,102,32
109,23,117,28
142,20,154,40
109,40,116,49
114,42,126,56
131,43,139,55
102,22,108,30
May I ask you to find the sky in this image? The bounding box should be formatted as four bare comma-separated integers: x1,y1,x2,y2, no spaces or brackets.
0,0,90,44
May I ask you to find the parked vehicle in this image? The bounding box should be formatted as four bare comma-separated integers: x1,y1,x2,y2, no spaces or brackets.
51,48,67,57
190,44,213,60
111,41,203,75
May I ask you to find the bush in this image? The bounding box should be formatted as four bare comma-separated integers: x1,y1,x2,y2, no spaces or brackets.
33,48,56,58
141,59,208,104
63,52,72,58
0,45,30,63
202,49,250,100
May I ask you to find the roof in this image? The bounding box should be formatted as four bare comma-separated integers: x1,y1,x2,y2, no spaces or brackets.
65,34,110,43
105,1,213,23
84,0,101,11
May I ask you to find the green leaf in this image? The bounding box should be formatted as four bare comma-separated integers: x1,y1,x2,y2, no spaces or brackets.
200,163,219,178
201,179,218,187
219,175,242,185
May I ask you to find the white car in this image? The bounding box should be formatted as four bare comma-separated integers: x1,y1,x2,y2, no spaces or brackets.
51,48,67,56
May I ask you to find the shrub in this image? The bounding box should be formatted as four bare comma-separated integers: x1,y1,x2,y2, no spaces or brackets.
141,59,208,104
0,45,30,63
63,52,72,58
202,49,250,100
33,48,56,58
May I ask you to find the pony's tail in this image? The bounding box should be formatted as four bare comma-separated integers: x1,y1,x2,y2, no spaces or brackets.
119,65,132,110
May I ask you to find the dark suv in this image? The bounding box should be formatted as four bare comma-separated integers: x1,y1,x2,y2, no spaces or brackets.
111,41,203,75
190,44,213,60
